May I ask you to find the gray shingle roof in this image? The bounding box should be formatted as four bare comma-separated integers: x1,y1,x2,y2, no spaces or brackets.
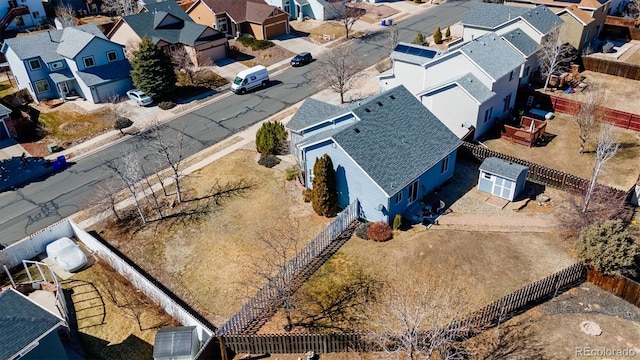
390,43,444,65
57,26,105,59
122,3,224,46
287,98,354,132
462,2,528,29
521,5,564,34
49,70,75,83
501,28,539,56
0,102,11,117
332,86,461,195
74,60,132,86
153,326,196,358
420,73,496,103
2,24,105,63
0,288,63,360
480,157,528,180
459,33,524,80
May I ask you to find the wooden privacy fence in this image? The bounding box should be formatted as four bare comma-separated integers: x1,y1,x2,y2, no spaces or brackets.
587,268,640,307
582,56,640,81
547,93,640,132
223,333,376,355
605,16,640,27
216,200,361,336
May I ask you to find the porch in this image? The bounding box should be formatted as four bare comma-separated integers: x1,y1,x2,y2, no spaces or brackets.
499,116,547,148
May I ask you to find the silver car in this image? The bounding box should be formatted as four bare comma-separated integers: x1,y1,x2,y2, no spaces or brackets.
126,89,153,106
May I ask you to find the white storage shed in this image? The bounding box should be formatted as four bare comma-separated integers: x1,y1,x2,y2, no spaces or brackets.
478,157,528,201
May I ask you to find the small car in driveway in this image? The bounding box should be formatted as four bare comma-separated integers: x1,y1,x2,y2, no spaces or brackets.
46,237,88,272
126,89,153,106
291,52,312,67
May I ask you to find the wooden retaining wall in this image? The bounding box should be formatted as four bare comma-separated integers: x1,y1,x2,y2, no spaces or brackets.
587,268,640,307
582,56,640,81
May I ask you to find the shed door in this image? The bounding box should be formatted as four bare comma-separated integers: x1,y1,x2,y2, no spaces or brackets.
492,177,513,200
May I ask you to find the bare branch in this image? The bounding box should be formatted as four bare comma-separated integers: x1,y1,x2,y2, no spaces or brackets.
575,85,604,154
55,3,77,28
313,44,364,104
538,29,575,91
328,1,366,39
101,0,140,16
582,124,620,213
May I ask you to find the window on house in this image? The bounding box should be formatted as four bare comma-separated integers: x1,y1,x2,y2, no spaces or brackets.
503,94,511,113
14,16,24,27
29,59,42,71
34,80,50,93
441,155,449,174
509,71,514,81
408,180,419,203
284,0,290,14
524,66,530,77
218,18,228,32
32,11,40,18
394,192,402,204
107,51,118,62
83,56,95,67
483,173,492,180
484,107,493,123
50,61,64,70
169,45,176,53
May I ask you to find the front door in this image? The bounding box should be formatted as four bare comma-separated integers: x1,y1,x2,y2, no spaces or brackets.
58,81,69,95
408,180,419,203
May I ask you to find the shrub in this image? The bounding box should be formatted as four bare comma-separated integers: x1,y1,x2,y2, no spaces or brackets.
433,27,443,44
285,166,299,181
355,222,372,240
237,35,275,51
302,189,312,202
312,154,338,217
575,220,638,275
414,0,421,3
412,32,427,46
445,26,451,38
366,221,393,242
258,154,280,168
392,214,403,230
158,101,176,110
114,117,133,133
256,121,287,155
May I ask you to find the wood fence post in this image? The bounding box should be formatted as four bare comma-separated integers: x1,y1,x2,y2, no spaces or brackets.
219,336,228,360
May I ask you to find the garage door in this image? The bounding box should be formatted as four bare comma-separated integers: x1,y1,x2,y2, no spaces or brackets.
198,44,227,64
265,21,287,39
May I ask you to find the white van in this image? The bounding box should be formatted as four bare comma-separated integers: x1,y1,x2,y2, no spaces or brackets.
231,65,269,94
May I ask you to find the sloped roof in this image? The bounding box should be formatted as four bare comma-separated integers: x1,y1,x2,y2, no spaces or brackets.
0,288,64,360
559,4,594,25
0,102,11,117
390,43,445,65
462,2,529,29
153,326,196,358
520,5,564,34
121,5,224,46
287,98,356,132
74,60,132,86
331,86,461,195
459,33,525,80
199,0,283,23
2,24,106,62
507,0,605,9
480,157,528,180
420,73,496,104
502,29,539,56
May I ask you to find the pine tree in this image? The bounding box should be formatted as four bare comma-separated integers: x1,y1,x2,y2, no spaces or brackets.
445,26,451,38
311,154,337,217
130,37,177,99
412,32,427,46
433,27,443,44
256,121,286,155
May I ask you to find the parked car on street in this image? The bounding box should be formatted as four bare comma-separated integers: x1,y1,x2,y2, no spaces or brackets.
46,237,88,272
126,89,153,106
291,52,312,67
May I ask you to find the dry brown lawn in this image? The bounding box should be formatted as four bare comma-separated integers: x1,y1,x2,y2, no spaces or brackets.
66,259,179,360
94,149,330,325
483,114,640,190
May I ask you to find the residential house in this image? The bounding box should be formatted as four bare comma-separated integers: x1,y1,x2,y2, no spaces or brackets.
0,0,46,35
54,0,103,16
0,288,68,360
460,2,563,86
286,85,462,224
1,23,133,104
0,102,17,140
380,33,525,140
504,0,609,51
186,0,289,40
109,0,228,66
264,0,342,21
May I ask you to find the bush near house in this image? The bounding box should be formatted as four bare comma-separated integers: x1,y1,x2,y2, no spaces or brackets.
237,35,275,51
258,154,280,168
433,27,443,44
392,214,403,230
575,220,638,275
366,221,393,242
312,154,338,217
256,121,287,155
355,222,372,240
445,26,451,38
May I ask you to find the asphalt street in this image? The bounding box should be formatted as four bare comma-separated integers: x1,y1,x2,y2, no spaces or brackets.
0,0,472,246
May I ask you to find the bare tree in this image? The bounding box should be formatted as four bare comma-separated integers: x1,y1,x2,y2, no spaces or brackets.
148,121,190,203
366,279,476,360
55,3,76,28
170,46,214,85
329,0,366,39
101,0,139,16
538,28,575,91
575,86,604,154
313,44,364,103
93,178,124,222
625,0,640,19
107,94,134,135
582,124,619,213
106,151,148,224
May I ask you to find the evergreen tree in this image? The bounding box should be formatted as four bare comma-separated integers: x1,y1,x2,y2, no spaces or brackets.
312,154,337,217
130,37,177,99
412,32,427,46
256,121,286,155
445,26,451,38
433,27,443,44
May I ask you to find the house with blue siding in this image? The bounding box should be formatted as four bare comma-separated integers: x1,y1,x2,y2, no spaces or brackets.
1,24,133,104
286,86,462,224
380,33,525,141
263,0,342,20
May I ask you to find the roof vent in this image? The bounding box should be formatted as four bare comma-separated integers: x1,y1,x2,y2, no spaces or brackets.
364,108,371,113
377,101,383,106
389,95,395,100
354,128,360,133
